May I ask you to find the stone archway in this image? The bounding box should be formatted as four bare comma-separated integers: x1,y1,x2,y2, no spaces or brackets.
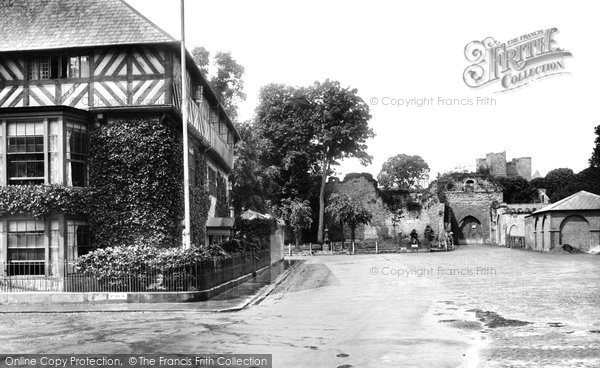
458,216,483,244
560,215,591,252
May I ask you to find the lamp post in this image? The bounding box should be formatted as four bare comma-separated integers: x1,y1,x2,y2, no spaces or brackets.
180,0,191,249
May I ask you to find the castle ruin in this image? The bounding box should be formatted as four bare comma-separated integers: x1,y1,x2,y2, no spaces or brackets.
476,152,532,180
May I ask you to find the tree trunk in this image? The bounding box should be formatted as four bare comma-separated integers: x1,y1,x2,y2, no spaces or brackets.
340,221,344,249
317,149,330,244
295,230,300,250
351,225,356,244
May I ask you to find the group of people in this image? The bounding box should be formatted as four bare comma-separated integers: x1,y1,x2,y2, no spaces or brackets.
404,227,453,250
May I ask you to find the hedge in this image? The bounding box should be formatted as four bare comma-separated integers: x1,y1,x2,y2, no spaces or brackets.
75,243,229,279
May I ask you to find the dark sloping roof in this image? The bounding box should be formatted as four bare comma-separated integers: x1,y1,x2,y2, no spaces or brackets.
0,0,175,52
531,191,600,215
206,217,235,228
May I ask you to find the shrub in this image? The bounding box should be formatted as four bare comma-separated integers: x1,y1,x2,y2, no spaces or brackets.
234,217,277,248
75,243,229,279
219,238,261,253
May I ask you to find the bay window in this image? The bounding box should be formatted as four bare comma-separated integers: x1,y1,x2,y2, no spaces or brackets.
1,115,88,187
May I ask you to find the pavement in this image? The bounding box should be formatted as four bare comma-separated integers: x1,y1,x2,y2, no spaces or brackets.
1,245,599,368
0,260,299,314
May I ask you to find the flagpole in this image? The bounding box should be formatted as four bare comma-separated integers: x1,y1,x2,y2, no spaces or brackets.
181,0,192,249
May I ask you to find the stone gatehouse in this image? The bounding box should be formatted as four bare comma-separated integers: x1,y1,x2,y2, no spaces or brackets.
442,176,503,245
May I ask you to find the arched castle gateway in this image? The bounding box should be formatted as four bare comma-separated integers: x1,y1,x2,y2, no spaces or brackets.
443,176,503,245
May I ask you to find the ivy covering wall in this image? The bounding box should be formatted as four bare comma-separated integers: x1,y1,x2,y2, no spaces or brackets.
0,119,230,250
0,185,90,218
89,119,184,249
216,173,229,217
191,151,211,245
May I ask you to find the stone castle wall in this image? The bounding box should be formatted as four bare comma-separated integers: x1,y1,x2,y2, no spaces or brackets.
326,175,444,241
476,152,531,180
487,152,507,177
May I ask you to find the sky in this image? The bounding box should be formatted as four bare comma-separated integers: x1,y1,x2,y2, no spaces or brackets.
127,0,599,180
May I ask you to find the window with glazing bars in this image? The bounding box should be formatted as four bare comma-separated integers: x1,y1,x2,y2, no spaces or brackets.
7,220,46,275
208,167,217,195
66,122,88,187
7,121,44,185
67,220,91,260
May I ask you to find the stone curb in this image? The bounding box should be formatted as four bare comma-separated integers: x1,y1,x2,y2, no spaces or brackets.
0,261,301,314
218,260,302,313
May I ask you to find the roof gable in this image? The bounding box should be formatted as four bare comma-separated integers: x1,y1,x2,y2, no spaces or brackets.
532,190,600,215
0,0,175,52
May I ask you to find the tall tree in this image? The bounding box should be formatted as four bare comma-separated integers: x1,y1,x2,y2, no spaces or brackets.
496,176,538,204
191,46,210,76
191,47,246,121
210,52,246,121
310,80,373,243
254,80,373,244
531,168,577,203
377,154,430,189
254,84,319,207
230,121,266,213
326,193,372,243
277,199,313,247
590,124,600,169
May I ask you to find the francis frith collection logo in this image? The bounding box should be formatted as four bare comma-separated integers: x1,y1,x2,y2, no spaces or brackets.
463,28,572,92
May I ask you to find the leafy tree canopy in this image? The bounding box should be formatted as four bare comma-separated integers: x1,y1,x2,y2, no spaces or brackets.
254,80,373,243
495,176,538,204
378,154,430,190
191,47,246,121
326,193,372,242
231,121,268,213
275,199,313,246
531,168,576,202
590,124,600,168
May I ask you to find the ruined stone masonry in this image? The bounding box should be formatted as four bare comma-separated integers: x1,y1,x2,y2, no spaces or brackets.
477,151,532,180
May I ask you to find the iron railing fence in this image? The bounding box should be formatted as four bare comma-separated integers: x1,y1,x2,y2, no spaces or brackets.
286,238,451,256
0,250,270,293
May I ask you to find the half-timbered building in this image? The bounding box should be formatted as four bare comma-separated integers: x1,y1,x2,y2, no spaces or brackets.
0,0,239,275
